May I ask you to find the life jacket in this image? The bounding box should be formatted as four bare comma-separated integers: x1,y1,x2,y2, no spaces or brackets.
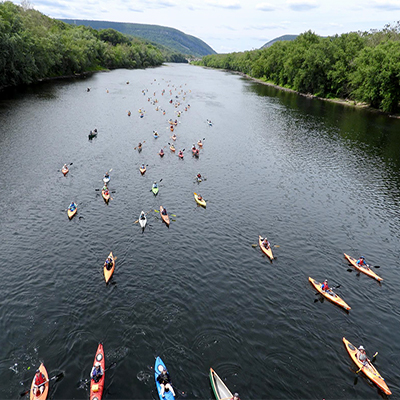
321,282,329,291
35,373,45,386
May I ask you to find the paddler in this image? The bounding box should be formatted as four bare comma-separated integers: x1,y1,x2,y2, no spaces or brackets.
104,255,113,271
231,393,241,400
261,237,270,250
140,211,146,220
321,279,331,292
357,345,368,365
91,362,104,383
157,367,175,398
356,256,367,268
33,369,46,396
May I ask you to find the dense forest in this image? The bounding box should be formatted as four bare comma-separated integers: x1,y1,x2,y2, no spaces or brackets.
0,1,178,89
60,19,216,58
194,27,400,113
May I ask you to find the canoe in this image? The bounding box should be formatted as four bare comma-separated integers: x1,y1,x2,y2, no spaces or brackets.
309,277,351,311
67,204,77,219
139,166,146,175
170,146,176,152
209,368,233,400
61,167,69,176
160,206,170,226
103,252,115,283
258,235,273,260
90,343,106,400
343,337,391,395
344,253,383,281
154,357,174,400
194,192,206,207
152,186,159,196
197,141,203,147
139,212,147,230
30,363,49,400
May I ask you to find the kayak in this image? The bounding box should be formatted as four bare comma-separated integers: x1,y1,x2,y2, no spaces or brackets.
103,177,110,184
171,135,177,141
160,206,170,226
170,145,176,152
152,186,159,196
154,357,174,400
168,120,178,126
90,343,106,400
309,277,351,311
343,337,391,395
258,235,273,260
159,151,165,157
194,192,206,207
103,252,115,283
344,253,383,282
67,204,77,219
192,148,197,154
88,132,97,139
139,212,147,230
178,152,184,159
194,150,199,158
138,146,142,153
154,134,159,139
196,176,202,183
30,363,49,400
197,141,203,147
170,126,174,132
209,368,233,400
139,166,146,175
101,189,110,203
61,166,69,176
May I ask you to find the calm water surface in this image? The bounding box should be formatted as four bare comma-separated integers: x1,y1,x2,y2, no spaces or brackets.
1,64,400,399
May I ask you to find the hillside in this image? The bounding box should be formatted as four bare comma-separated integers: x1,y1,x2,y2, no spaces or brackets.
60,19,216,57
261,34,298,48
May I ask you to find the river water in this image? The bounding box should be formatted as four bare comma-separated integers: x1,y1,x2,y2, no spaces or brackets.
0,64,399,399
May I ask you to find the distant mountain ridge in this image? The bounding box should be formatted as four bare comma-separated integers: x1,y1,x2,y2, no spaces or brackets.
60,19,216,57
261,35,298,48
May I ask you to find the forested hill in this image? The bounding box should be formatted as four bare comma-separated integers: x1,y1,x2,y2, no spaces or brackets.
0,1,167,89
60,19,216,57
261,35,298,48
193,27,400,114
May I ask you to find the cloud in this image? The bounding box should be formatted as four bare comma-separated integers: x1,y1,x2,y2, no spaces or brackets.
370,0,400,10
256,2,275,11
219,25,238,31
206,0,241,10
287,0,319,11
245,24,287,30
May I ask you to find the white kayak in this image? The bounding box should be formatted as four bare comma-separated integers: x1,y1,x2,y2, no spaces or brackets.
139,212,147,229
103,177,110,184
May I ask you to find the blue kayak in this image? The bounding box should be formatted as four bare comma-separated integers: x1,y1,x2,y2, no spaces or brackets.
154,357,175,400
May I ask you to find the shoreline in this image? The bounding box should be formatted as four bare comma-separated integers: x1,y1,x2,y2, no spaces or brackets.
198,65,400,119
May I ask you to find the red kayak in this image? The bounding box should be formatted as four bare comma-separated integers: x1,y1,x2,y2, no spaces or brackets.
90,343,105,400
178,151,184,159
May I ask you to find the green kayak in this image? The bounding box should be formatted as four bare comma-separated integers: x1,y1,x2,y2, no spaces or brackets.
152,185,159,195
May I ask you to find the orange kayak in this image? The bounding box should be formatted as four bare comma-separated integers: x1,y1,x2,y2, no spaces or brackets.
344,253,382,281
61,166,69,176
30,363,49,400
102,189,110,203
197,141,203,147
103,252,115,283
309,277,351,310
343,337,391,395
139,166,146,175
170,145,176,152
258,235,273,260
160,206,170,226
171,135,177,141
67,204,77,219
90,343,106,400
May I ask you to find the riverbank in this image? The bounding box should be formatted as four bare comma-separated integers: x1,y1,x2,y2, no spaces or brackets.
196,65,400,119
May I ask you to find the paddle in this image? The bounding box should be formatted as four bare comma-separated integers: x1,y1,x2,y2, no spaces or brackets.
20,372,64,396
78,362,117,389
154,209,176,217
355,352,378,375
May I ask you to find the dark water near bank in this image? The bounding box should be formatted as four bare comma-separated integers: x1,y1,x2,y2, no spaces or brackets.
1,64,400,399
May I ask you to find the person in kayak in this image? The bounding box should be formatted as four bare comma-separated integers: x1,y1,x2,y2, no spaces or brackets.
357,345,368,365
356,256,367,268
197,173,202,179
192,144,196,151
105,255,113,271
63,164,68,170
153,181,158,189
261,238,271,249
91,362,104,383
161,207,168,216
141,163,146,170
140,211,146,220
69,202,76,211
103,185,109,194
157,367,175,398
104,171,110,180
197,194,203,201
160,149,164,155
33,369,46,396
153,130,159,136
138,142,142,148
321,279,331,292
231,393,241,400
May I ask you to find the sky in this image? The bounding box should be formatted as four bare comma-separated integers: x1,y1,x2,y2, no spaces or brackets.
13,0,400,53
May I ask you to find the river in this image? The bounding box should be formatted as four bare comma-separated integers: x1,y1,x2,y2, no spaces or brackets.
0,63,399,399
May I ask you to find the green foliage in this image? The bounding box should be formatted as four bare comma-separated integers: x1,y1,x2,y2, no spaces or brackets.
59,19,216,57
0,1,164,88
194,27,400,113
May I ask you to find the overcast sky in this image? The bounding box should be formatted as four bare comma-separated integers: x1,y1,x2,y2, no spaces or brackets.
14,0,400,53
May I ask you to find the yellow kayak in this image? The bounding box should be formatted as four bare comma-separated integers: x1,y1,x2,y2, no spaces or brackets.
258,235,273,260
309,277,351,311
194,192,206,207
